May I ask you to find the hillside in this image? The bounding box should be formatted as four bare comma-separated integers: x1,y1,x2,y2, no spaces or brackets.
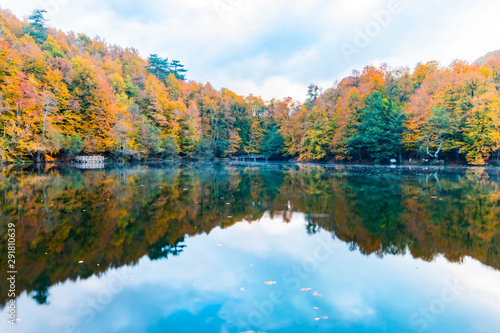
474,49,500,65
0,8,499,165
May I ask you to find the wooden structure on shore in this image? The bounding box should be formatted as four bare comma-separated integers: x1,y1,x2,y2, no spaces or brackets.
71,156,105,169
238,155,270,162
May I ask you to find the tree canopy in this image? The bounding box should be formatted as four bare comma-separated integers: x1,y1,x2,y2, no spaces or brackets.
146,55,187,81
0,8,499,165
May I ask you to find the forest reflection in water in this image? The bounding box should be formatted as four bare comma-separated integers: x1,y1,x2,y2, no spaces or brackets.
0,163,499,308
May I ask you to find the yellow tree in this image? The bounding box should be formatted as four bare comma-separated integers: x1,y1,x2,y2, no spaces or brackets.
35,91,60,162
227,129,242,156
177,101,201,156
298,106,332,161
245,119,264,154
144,74,179,138
463,89,498,164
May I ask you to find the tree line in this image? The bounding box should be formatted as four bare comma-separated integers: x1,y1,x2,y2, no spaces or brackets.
0,9,499,165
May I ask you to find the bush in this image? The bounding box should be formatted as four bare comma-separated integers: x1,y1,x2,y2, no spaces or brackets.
62,134,84,156
195,138,213,159
162,136,179,160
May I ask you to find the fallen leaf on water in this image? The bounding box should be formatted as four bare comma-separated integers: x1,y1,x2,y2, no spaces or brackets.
300,288,312,291
313,291,322,297
264,281,277,285
321,316,328,320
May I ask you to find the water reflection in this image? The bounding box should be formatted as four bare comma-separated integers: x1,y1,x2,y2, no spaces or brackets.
0,163,499,331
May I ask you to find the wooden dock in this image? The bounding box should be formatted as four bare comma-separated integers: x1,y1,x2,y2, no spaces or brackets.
71,156,105,169
238,155,270,162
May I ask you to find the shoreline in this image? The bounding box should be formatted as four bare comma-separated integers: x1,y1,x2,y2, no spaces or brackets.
2,160,500,177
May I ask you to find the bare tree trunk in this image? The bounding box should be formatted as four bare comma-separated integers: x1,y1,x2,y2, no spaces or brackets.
41,104,49,146
210,111,214,147
248,133,253,153
434,136,445,161
210,107,219,150
426,135,445,161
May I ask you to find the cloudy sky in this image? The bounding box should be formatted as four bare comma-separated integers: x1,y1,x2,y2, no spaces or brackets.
2,0,500,100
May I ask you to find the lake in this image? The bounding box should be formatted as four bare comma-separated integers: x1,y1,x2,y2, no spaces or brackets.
1,163,500,333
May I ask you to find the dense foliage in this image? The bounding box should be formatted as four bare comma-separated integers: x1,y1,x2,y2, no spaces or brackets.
0,9,500,164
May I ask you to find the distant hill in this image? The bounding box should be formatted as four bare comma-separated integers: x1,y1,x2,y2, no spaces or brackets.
474,49,500,65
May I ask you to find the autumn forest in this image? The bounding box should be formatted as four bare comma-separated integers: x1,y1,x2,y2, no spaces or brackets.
1,9,500,165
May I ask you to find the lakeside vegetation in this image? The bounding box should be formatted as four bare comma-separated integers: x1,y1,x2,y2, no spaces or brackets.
0,9,500,165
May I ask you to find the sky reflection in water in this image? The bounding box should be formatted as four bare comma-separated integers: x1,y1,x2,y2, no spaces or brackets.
1,164,500,333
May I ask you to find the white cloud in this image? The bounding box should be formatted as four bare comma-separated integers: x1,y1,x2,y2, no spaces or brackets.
228,76,308,101
2,0,500,100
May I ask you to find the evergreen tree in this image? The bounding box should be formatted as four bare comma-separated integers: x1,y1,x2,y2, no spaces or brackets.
348,93,404,163
170,60,188,81
305,84,320,110
146,55,188,81
261,126,285,157
146,54,171,80
26,9,48,44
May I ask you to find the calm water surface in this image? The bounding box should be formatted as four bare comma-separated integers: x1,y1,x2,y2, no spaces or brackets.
1,163,500,333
